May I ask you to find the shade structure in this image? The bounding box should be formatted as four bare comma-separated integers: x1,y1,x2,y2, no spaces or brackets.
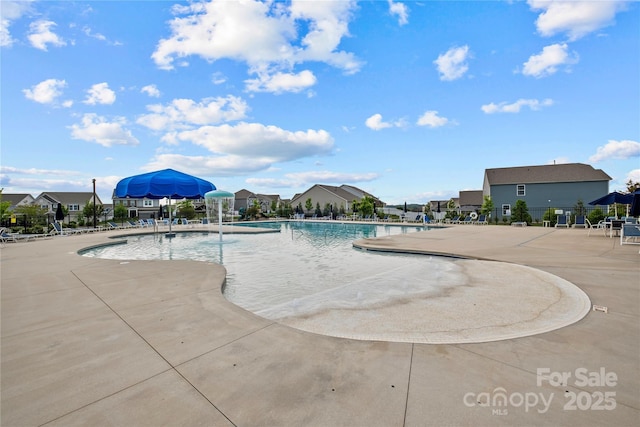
630,190,640,217
115,169,215,200
115,169,215,236
588,191,634,206
55,203,64,221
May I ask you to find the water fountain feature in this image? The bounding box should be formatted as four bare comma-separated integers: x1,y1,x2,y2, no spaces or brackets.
204,189,235,241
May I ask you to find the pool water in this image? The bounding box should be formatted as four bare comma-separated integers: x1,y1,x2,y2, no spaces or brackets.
82,221,591,344
83,221,456,314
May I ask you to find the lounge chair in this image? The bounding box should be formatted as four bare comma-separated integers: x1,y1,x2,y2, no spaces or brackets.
51,222,82,235
572,215,587,228
461,216,472,224
447,216,460,224
474,214,488,225
620,224,640,245
0,228,44,242
555,215,569,228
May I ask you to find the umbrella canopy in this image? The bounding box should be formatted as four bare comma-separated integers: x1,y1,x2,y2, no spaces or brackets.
55,203,65,221
588,191,634,206
630,190,640,217
115,168,215,199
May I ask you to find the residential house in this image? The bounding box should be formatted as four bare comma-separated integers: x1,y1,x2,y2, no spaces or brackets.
34,192,104,223
234,189,281,215
290,184,383,216
2,193,36,211
458,191,483,213
483,163,611,220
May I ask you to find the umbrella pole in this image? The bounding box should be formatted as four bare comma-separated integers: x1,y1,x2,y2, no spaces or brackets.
168,197,172,234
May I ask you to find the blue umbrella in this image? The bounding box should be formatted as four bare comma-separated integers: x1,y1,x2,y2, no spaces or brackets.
630,189,640,217
589,191,635,218
588,191,634,206
115,169,215,234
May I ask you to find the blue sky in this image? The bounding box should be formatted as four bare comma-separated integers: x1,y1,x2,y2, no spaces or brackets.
1,0,639,205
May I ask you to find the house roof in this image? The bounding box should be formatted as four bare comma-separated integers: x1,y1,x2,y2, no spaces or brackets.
459,190,483,206
235,189,254,199
35,192,103,205
1,193,34,206
485,163,611,185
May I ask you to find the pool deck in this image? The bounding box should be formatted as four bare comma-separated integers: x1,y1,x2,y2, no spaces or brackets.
1,223,639,426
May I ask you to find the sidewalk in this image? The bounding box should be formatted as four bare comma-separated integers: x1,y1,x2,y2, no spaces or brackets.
1,225,638,426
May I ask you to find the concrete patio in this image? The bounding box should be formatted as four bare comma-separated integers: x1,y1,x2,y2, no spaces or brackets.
1,224,638,426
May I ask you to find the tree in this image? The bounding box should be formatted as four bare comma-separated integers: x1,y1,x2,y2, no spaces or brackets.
13,203,48,231
82,201,104,225
359,196,375,217
626,179,640,193
511,200,532,224
177,200,195,220
588,208,605,225
113,204,128,224
305,198,313,213
480,195,494,218
315,202,322,217
0,195,11,223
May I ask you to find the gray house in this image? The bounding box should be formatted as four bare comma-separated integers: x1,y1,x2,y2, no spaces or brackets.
290,184,383,216
483,163,611,220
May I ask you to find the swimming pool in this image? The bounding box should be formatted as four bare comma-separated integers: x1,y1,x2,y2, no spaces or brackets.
83,221,442,312
82,221,591,344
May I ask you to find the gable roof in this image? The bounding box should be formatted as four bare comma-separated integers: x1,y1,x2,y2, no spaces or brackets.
35,192,102,205
459,190,483,206
1,193,35,207
485,163,611,185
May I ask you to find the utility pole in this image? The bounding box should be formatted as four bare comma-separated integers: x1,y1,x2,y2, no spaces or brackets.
93,179,97,228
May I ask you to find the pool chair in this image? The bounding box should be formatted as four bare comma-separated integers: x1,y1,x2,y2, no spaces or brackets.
555,215,569,228
461,216,472,225
447,216,460,224
620,224,640,245
474,214,488,225
572,215,588,228
1,228,43,242
51,222,83,235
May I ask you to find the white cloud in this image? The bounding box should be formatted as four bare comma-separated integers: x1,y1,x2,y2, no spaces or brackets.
23,79,67,104
388,0,409,26
137,96,249,131
1,0,34,47
211,72,227,85
69,113,139,147
152,0,362,93
416,110,449,128
245,70,317,94
286,170,379,184
0,166,81,176
522,43,578,78
481,98,553,114
528,0,629,41
145,120,335,176
28,20,66,51
434,45,470,81
84,82,116,105
588,139,640,162
365,114,392,131
141,84,161,98
172,122,334,162
246,177,299,188
626,169,640,185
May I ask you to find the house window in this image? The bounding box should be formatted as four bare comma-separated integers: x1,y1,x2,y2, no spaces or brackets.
68,204,80,211
502,204,511,216
516,184,526,197
143,199,154,207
